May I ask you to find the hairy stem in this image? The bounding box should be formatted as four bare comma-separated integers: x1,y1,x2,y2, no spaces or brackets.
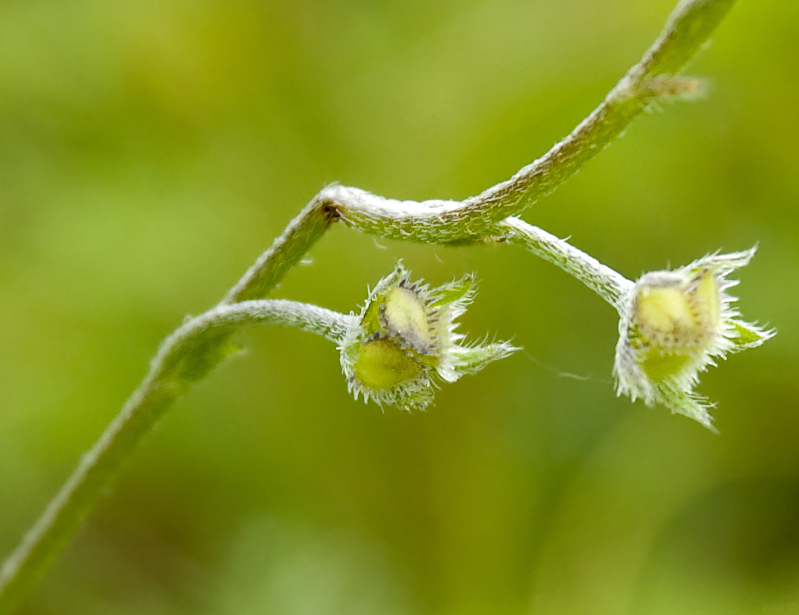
212,0,739,270
223,201,339,304
310,0,737,245
499,217,633,310
0,301,351,615
0,0,738,611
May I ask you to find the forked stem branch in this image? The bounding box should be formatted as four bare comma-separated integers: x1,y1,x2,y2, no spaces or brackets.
0,1,738,611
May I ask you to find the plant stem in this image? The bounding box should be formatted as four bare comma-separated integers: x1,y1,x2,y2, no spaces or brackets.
312,0,737,244
0,0,738,611
0,301,350,615
223,200,339,304
499,217,633,310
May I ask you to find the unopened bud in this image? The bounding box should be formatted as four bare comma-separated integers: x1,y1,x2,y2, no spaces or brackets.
339,263,518,410
614,248,774,428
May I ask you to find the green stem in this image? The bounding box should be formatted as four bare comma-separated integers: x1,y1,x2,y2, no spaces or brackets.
0,0,738,611
499,217,633,310
319,0,737,243
0,301,351,615
223,199,338,303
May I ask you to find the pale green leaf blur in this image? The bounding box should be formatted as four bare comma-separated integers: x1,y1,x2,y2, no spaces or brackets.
1,0,797,613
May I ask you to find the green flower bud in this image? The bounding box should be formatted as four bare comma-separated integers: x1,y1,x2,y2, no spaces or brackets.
340,263,518,410
614,248,774,429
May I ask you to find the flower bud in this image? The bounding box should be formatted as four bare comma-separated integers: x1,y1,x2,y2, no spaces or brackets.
614,248,774,428
339,263,518,410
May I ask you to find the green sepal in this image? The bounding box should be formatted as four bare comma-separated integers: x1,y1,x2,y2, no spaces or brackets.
728,319,775,352
428,274,475,308
449,341,519,378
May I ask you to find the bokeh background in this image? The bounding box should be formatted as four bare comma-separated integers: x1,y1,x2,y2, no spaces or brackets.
1,0,797,613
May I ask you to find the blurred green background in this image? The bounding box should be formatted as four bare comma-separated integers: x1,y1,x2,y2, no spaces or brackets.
1,0,797,613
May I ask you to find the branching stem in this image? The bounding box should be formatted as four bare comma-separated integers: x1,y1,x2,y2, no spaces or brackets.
0,0,738,612
0,301,350,614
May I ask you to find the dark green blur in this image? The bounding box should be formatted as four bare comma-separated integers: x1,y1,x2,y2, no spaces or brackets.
1,0,797,613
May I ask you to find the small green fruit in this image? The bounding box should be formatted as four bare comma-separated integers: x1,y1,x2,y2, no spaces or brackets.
354,339,422,391
339,263,518,410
